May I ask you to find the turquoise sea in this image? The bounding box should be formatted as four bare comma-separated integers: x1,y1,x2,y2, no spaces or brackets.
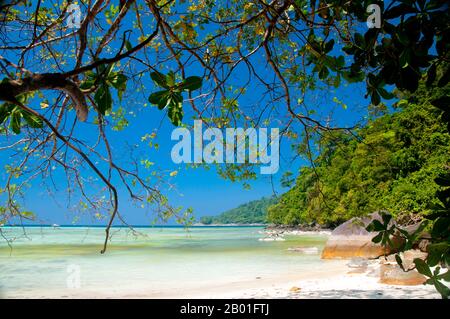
0,226,339,298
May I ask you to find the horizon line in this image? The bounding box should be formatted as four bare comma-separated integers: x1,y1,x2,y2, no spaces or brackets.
0,224,267,228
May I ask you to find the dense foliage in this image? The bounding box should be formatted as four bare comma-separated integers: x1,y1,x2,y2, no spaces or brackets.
200,196,277,225
0,0,448,298
366,81,450,298
268,83,450,227
0,0,448,263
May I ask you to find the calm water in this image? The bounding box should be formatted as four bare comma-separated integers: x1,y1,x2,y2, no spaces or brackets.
0,226,335,298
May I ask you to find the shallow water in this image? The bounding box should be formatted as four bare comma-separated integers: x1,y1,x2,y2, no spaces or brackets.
0,226,336,298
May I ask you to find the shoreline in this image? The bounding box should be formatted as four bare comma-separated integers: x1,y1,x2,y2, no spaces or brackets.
1,226,441,299
3,259,440,299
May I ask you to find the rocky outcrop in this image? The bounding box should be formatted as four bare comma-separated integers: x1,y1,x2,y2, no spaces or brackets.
385,249,428,270
379,263,427,285
402,223,432,252
321,212,402,259
378,249,428,285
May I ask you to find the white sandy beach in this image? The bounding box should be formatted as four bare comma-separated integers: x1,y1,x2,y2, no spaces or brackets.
0,227,442,299
203,261,441,299
6,259,439,299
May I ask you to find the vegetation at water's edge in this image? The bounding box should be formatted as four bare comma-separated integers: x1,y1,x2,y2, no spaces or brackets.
199,196,277,225
268,83,450,227
209,83,449,228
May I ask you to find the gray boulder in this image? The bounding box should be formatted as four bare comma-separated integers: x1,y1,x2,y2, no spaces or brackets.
322,212,402,259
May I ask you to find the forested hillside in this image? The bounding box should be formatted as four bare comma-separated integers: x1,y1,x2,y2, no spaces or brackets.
200,197,277,224
268,83,450,227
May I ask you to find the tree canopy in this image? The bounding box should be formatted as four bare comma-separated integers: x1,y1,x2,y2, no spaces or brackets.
0,0,448,255
268,81,450,226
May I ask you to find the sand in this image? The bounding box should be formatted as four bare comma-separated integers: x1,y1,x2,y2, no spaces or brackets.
5,258,440,299
1,228,443,299
190,259,441,299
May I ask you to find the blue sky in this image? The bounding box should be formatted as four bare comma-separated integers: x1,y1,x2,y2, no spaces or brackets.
0,2,375,225
2,78,370,226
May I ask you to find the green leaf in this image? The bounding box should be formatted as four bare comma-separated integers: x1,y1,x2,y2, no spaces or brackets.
382,213,392,225
10,110,21,134
168,103,183,126
438,270,450,282
324,39,334,53
414,258,432,277
367,219,385,232
148,90,166,104
94,84,113,115
427,243,448,267
167,93,183,126
384,4,417,20
354,33,365,48
170,91,183,105
336,56,345,68
399,49,411,69
166,71,176,87
108,73,127,100
105,62,116,77
22,111,43,128
0,104,11,124
150,71,168,88
21,211,35,218
179,76,203,92
426,64,437,87
79,71,97,90
431,97,450,112
318,67,329,80
148,90,169,110
438,67,450,88
431,217,450,238
378,87,395,100
434,279,450,299
342,70,365,83
371,92,381,105
396,99,408,108
79,79,95,90
372,232,383,243
342,44,356,55
435,174,450,187
15,93,29,104
396,32,410,46
426,0,445,10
